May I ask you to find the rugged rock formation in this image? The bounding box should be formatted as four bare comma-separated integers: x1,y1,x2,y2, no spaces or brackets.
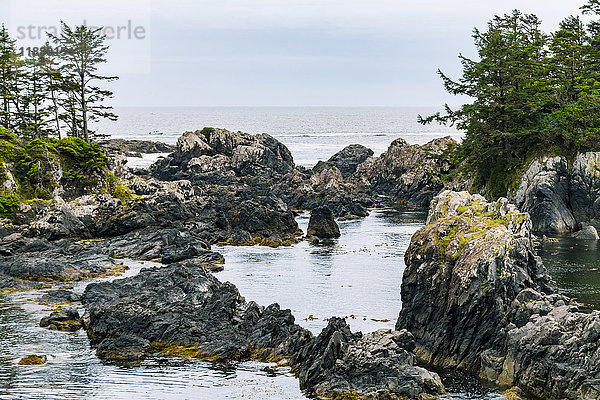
39,289,81,305
82,262,313,362
398,190,600,400
83,261,447,398
574,225,599,240
513,152,600,234
325,144,373,178
294,317,445,399
355,137,456,206
151,128,295,183
306,207,340,238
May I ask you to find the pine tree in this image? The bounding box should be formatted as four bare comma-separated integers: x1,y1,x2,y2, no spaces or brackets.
49,22,118,142
39,42,64,139
0,25,18,130
420,11,550,197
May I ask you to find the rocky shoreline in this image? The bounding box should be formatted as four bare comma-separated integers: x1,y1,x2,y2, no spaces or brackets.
2,127,600,399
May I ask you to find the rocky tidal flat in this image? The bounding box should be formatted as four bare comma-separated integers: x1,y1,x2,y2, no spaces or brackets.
2,128,600,399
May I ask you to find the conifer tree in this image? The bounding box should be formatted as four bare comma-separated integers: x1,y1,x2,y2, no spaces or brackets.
50,22,117,142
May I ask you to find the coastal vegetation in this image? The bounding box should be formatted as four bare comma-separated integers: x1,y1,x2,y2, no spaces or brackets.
0,23,121,214
421,0,600,198
0,22,116,142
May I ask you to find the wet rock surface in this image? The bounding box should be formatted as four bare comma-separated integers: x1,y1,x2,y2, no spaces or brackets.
83,261,447,399
306,207,340,238
40,309,84,331
83,262,313,362
39,289,81,305
398,190,600,400
293,317,445,399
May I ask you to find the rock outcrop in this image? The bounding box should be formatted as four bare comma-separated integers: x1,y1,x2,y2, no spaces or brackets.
355,137,456,206
398,190,600,400
306,207,340,238
513,152,600,234
325,144,373,178
83,261,447,399
83,262,313,362
100,139,175,157
40,309,84,331
294,317,445,399
151,128,295,183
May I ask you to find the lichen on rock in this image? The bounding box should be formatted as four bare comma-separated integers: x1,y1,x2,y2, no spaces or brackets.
398,190,600,400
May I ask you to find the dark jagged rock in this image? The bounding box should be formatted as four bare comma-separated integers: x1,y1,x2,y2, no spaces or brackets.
355,137,457,206
0,240,122,282
82,262,313,362
326,144,374,178
512,153,600,234
40,309,84,331
39,289,81,305
151,128,294,183
100,139,176,156
397,190,600,400
82,261,446,398
293,317,445,399
277,167,373,219
306,207,340,238
0,274,40,293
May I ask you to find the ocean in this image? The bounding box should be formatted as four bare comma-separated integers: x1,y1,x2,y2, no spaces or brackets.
95,106,462,166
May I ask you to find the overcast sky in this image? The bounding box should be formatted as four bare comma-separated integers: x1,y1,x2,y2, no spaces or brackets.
1,0,587,107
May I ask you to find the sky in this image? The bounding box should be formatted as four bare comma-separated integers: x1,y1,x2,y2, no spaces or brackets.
0,0,587,107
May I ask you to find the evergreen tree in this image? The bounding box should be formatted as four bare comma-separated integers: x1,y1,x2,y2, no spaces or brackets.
420,11,550,197
0,25,18,130
548,16,588,107
39,43,64,139
50,22,117,142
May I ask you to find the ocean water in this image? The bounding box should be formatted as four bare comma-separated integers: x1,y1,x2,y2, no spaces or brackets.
95,106,462,167
0,210,507,400
5,107,591,399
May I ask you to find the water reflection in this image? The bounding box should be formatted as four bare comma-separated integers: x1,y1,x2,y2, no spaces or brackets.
537,236,600,307
0,209,514,400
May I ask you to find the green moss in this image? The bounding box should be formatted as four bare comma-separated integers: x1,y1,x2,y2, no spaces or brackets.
104,171,134,203
200,127,215,138
456,206,468,214
0,191,20,216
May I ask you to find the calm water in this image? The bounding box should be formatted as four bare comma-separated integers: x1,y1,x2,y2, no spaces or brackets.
537,237,600,307
95,107,462,167
2,108,594,399
0,209,508,400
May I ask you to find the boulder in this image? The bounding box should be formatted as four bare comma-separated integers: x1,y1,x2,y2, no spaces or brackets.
39,289,81,305
306,207,340,238
40,309,84,331
293,317,445,399
574,225,599,240
397,190,600,400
